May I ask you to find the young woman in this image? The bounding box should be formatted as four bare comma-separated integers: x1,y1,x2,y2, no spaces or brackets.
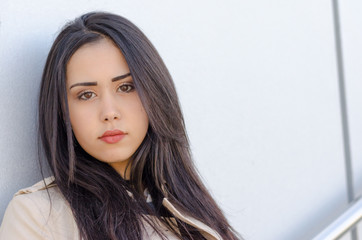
0,12,240,240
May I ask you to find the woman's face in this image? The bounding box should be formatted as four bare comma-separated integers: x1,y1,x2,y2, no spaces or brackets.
66,38,149,178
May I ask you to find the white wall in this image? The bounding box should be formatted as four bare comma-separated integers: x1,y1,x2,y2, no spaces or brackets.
0,1,360,239
339,0,362,238
339,0,362,198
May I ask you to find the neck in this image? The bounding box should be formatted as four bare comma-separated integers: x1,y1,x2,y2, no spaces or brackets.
108,160,131,180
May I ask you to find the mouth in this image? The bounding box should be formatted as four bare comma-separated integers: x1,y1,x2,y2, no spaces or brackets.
99,129,126,144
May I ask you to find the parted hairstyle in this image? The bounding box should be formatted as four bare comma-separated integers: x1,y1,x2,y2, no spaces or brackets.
38,11,239,240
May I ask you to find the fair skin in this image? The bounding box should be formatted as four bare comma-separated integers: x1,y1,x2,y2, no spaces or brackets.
66,37,149,179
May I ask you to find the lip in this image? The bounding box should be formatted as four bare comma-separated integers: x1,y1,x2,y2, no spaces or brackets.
99,129,126,144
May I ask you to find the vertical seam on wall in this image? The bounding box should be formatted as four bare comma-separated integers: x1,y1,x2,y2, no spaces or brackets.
331,0,358,238
331,0,354,202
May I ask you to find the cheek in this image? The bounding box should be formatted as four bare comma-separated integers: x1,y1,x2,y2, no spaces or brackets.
138,107,150,142
127,97,149,129
68,104,95,140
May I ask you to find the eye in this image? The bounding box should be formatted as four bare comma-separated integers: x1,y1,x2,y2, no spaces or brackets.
78,91,96,100
118,83,135,93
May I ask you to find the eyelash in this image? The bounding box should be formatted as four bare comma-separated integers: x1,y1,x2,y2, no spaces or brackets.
77,83,135,100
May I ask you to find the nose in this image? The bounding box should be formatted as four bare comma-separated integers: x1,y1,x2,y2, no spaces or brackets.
100,95,121,122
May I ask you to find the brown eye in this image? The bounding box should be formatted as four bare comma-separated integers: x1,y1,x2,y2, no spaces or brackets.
79,91,96,100
118,83,134,93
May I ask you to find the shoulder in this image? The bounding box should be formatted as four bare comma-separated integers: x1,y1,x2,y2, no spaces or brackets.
162,198,223,240
11,176,69,215
0,177,79,240
14,176,56,196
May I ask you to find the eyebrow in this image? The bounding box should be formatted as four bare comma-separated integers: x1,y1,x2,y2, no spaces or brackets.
69,72,132,90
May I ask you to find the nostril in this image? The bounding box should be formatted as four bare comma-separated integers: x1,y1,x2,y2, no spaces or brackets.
102,112,120,121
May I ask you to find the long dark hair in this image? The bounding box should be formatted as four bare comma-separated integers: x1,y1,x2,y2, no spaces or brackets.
38,11,239,240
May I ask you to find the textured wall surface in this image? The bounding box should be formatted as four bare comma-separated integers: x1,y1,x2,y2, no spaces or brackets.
0,1,361,239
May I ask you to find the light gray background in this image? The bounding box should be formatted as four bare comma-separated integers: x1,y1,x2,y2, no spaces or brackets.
0,1,361,240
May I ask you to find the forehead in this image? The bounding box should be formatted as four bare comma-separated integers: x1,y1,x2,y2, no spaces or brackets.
66,38,129,83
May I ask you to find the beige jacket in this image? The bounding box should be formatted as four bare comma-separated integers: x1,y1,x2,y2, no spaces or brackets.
0,177,221,240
